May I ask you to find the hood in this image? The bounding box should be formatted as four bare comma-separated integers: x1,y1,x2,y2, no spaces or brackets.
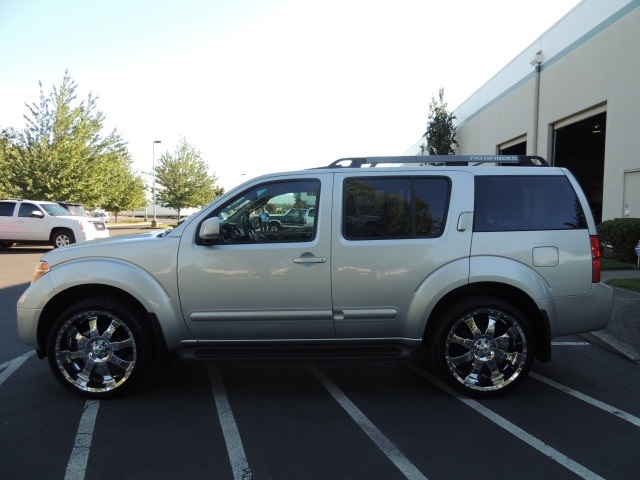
40,229,172,265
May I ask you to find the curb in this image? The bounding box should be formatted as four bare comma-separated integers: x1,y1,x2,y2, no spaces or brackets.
581,331,640,364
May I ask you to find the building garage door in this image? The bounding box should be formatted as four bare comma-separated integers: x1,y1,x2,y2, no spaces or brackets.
552,107,606,224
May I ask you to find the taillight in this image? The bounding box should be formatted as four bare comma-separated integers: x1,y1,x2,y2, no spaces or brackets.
590,235,601,283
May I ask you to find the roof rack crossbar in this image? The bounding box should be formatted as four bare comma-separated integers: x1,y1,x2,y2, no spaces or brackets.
327,155,549,168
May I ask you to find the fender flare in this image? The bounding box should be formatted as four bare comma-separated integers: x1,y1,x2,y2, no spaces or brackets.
44,258,192,349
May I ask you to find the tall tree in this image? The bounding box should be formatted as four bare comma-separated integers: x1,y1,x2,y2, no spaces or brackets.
424,87,458,156
155,137,224,217
101,169,147,221
8,70,134,206
0,129,15,197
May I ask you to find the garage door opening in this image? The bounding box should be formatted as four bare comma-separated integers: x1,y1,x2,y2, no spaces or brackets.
499,141,526,155
553,111,606,224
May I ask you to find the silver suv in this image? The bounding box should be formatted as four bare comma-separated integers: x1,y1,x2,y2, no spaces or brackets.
16,156,613,398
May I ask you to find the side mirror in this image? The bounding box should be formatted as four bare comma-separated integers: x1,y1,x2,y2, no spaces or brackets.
30,210,44,218
199,217,220,245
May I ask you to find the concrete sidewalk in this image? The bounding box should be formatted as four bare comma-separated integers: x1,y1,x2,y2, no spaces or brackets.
583,269,640,363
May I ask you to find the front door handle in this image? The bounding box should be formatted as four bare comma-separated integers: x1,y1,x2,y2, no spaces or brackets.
294,256,327,264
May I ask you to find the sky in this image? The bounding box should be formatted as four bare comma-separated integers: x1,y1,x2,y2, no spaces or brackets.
0,0,581,193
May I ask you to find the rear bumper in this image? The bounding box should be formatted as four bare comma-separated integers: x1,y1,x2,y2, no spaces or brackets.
542,282,614,338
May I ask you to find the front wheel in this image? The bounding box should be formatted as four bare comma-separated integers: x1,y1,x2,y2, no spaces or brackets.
430,295,534,398
47,297,152,398
51,229,75,248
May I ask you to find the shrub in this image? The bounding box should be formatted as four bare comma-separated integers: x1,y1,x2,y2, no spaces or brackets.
597,218,640,263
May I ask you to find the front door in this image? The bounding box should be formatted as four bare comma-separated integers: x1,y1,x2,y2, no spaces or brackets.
178,174,334,341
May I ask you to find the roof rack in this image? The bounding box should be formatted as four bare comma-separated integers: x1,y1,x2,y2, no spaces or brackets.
327,155,549,168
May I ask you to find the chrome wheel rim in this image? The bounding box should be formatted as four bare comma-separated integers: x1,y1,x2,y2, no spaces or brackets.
444,308,528,392
53,310,137,393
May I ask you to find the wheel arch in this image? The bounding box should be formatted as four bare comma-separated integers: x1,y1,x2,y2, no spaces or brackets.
49,227,75,246
37,284,170,366
423,282,551,362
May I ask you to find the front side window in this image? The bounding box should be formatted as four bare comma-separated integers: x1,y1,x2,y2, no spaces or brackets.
343,177,450,240
18,203,42,218
211,179,320,243
474,175,587,232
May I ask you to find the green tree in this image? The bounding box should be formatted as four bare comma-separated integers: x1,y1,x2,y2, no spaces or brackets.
424,87,458,156
101,169,147,221
155,137,224,217
8,70,134,206
0,129,15,197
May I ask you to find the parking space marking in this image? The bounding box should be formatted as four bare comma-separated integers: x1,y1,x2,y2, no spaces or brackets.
64,399,99,480
405,363,604,480
0,351,35,387
307,363,428,480
208,365,252,480
551,342,590,346
530,372,640,428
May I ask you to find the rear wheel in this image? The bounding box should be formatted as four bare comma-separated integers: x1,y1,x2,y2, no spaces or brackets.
47,297,152,398
51,229,75,248
430,295,534,398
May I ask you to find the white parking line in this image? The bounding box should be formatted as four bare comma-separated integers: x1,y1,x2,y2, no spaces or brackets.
308,363,428,480
0,351,35,387
530,372,640,428
208,365,252,480
64,399,100,480
405,363,604,480
551,342,590,346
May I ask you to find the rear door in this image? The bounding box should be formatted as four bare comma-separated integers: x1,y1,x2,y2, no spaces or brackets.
0,202,17,239
331,171,474,340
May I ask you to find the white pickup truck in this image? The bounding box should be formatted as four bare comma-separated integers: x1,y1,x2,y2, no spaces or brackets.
0,199,109,248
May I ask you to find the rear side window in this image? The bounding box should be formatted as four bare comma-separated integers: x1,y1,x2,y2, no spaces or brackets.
344,177,450,240
474,175,587,232
0,203,16,216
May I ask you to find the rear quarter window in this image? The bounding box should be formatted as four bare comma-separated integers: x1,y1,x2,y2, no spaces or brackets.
0,203,16,216
474,175,587,232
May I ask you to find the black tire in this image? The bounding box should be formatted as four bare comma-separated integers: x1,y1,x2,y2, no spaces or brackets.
47,296,152,398
0,241,15,249
51,229,75,248
430,295,534,398
268,222,280,232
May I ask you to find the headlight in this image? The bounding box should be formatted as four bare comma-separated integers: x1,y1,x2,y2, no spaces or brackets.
32,261,50,284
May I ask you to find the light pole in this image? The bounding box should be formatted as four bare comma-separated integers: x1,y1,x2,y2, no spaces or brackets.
152,140,161,227
240,173,245,184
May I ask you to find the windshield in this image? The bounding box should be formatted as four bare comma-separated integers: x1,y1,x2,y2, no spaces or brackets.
41,203,74,216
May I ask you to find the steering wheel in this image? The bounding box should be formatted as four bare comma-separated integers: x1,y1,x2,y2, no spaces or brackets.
242,215,258,241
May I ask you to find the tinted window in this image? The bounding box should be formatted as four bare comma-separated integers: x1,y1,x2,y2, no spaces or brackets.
474,175,587,232
344,177,449,240
0,203,16,216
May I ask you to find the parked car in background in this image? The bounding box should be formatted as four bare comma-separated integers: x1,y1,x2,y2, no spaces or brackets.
55,201,109,231
268,207,315,231
0,199,109,248
91,211,110,223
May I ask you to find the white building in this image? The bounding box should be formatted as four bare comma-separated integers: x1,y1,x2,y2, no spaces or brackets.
406,0,640,223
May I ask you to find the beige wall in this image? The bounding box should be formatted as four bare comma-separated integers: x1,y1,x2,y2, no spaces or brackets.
451,1,640,221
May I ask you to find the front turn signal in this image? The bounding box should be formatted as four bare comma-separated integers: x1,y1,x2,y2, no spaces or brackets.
32,261,50,284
